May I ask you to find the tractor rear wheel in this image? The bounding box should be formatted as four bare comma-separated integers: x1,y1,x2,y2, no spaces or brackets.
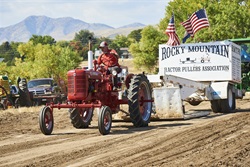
128,74,152,127
98,106,112,135
69,108,93,128
39,106,54,135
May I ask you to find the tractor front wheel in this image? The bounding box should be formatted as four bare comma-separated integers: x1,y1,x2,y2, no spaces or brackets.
39,106,54,135
69,108,93,128
98,106,112,135
128,74,152,127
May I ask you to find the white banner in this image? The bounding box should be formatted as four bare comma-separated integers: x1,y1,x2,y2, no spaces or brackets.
159,41,241,83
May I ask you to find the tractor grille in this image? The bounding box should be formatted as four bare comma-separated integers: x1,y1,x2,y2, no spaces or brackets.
67,69,88,100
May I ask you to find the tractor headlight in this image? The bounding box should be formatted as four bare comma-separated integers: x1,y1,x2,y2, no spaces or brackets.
112,70,117,76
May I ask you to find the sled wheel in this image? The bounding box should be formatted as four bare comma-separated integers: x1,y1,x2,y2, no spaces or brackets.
128,74,152,127
210,100,221,113
188,101,202,106
98,106,112,135
39,106,54,135
221,87,235,113
69,108,93,128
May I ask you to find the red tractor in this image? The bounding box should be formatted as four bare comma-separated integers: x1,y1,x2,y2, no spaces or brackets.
39,60,153,135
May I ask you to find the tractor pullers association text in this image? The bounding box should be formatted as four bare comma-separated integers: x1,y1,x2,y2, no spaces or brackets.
164,65,230,73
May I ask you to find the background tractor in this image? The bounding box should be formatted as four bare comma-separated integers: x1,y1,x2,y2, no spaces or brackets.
0,75,18,109
39,59,153,135
230,38,250,93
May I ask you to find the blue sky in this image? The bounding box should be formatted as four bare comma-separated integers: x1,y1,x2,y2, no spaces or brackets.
0,0,170,28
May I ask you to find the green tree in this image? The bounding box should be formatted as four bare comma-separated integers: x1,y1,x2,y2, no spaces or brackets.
69,41,91,61
128,29,142,42
111,35,131,48
0,41,11,61
0,41,21,66
14,42,81,84
110,35,131,56
129,25,166,73
131,0,250,70
74,30,95,46
29,35,56,45
159,0,250,43
0,62,9,75
56,40,70,48
73,30,97,60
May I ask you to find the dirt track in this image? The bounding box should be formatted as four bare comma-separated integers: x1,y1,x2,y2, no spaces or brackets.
0,99,249,167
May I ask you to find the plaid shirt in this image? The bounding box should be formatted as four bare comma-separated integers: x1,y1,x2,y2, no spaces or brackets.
97,49,119,67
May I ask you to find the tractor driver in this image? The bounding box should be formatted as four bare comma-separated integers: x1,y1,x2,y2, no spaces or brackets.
97,41,121,90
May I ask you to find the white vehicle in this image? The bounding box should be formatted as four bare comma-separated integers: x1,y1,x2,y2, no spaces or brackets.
148,41,244,119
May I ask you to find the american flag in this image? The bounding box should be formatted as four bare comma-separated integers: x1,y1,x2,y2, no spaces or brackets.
182,31,191,43
166,14,180,46
181,9,209,37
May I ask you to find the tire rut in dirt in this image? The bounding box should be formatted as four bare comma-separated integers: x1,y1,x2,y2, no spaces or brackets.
0,135,73,155
124,113,250,167
49,130,163,166
2,128,157,166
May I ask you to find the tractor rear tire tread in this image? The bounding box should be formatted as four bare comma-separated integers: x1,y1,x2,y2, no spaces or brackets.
69,108,93,129
128,74,152,127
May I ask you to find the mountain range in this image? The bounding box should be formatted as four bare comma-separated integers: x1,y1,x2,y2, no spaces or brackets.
0,16,146,43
